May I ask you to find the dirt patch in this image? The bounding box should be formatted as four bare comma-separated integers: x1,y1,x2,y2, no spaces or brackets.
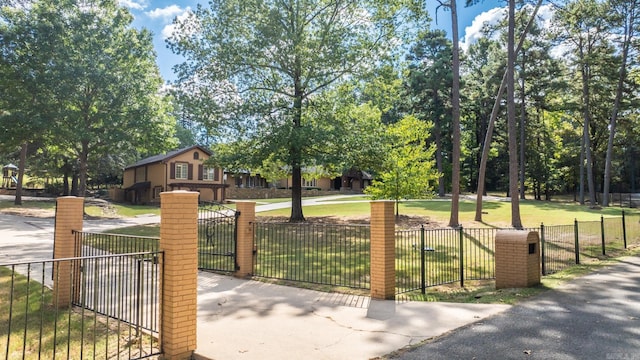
256,214,445,229
0,207,55,218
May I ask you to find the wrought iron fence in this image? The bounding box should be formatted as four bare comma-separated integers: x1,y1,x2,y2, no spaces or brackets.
395,212,639,294
198,201,239,272
540,224,576,274
75,231,160,256
254,222,371,289
1,253,163,360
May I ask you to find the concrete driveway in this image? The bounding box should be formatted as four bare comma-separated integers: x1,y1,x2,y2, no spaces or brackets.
391,255,640,360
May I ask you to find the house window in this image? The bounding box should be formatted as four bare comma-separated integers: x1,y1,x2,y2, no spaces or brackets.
202,166,216,181
193,152,199,160
153,186,163,199
175,163,189,180
302,178,317,188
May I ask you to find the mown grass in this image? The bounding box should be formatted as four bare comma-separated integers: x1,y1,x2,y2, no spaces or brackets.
0,267,154,359
400,245,640,304
257,198,639,228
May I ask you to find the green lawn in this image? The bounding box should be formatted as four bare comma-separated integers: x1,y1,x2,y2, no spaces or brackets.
257,198,638,228
0,267,155,359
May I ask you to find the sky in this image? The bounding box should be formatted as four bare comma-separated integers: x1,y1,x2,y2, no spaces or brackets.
119,0,507,82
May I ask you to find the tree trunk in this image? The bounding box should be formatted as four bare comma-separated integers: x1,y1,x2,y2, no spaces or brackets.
289,73,305,222
519,55,526,200
78,140,89,198
14,142,27,206
508,0,523,228
448,0,461,228
475,0,543,221
579,140,585,204
603,4,634,206
435,117,445,197
580,50,597,207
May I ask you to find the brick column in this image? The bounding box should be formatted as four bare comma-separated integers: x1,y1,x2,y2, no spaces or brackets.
234,201,256,278
53,196,84,309
370,201,396,300
495,230,541,289
160,191,199,359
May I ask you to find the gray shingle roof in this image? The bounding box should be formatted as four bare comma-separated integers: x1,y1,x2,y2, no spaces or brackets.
124,145,212,170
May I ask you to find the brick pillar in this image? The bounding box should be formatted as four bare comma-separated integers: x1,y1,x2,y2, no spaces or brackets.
495,230,541,289
53,196,84,309
234,201,256,278
370,201,396,300
160,191,199,359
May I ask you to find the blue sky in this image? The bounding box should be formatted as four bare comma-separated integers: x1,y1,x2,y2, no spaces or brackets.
120,0,506,82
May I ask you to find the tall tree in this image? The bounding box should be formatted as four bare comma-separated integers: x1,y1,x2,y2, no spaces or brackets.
507,0,522,228
435,0,461,227
404,29,452,197
169,0,426,222
553,0,613,207
473,0,544,222
1,0,176,199
602,0,640,206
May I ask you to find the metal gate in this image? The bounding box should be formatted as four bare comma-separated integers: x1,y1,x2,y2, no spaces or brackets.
198,201,240,272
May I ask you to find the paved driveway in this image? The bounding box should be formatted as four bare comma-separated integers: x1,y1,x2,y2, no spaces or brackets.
390,256,640,360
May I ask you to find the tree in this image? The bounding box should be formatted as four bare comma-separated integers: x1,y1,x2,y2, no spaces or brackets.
404,29,452,198
0,0,53,204
364,116,439,217
473,0,543,223
169,0,425,222
506,0,523,228
602,0,640,206
1,0,176,199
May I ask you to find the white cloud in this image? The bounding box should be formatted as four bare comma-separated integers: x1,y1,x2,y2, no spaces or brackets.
461,7,505,51
461,4,556,52
146,5,184,22
118,0,146,11
161,9,194,40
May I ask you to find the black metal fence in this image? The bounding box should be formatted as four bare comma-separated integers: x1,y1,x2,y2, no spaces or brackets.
1,253,163,360
254,222,371,289
198,201,239,272
395,212,640,294
251,212,640,295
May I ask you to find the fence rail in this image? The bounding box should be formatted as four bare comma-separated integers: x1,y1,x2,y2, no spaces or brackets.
254,222,371,289
1,253,163,360
250,212,640,295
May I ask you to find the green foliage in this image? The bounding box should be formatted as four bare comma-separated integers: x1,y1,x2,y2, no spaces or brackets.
0,0,177,194
168,0,427,221
364,116,440,213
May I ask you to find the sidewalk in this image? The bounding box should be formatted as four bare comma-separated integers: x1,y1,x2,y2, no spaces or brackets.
194,272,510,360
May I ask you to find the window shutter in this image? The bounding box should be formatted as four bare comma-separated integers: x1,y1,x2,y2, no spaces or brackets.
188,164,193,180
170,162,175,179
198,164,203,180
214,168,219,181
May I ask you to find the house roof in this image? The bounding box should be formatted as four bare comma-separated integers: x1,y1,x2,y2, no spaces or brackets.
124,145,213,170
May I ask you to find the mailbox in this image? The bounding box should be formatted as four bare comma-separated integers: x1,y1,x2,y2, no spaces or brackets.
495,230,541,289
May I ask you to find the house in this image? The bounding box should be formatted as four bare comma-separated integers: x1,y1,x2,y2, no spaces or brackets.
276,168,373,192
122,145,227,204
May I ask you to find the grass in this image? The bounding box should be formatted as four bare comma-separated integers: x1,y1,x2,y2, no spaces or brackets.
400,245,640,304
257,198,640,228
0,266,156,359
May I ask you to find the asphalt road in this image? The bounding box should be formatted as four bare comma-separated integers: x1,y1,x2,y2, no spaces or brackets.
390,256,640,360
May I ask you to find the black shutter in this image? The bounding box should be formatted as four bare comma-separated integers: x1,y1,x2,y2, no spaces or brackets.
170,162,175,179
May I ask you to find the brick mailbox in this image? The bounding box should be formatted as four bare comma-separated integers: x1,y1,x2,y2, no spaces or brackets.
495,230,541,289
